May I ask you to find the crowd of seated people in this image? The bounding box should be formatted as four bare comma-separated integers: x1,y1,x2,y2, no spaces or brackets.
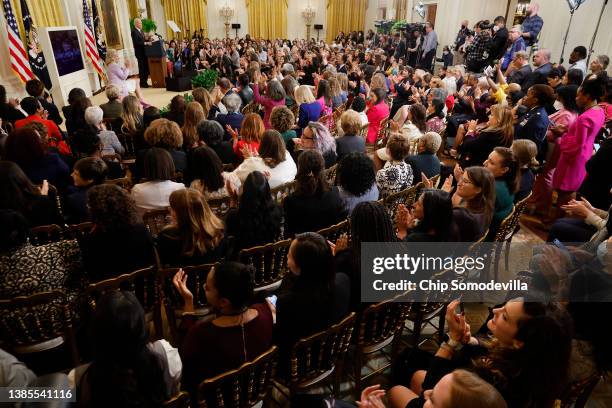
1,17,612,406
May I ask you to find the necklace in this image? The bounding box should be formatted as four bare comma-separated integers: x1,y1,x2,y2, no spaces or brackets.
218,307,249,362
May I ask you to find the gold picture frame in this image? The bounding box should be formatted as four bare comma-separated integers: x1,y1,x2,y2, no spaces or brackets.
98,0,123,49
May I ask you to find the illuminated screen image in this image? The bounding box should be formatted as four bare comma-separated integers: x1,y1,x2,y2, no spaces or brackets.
49,29,85,76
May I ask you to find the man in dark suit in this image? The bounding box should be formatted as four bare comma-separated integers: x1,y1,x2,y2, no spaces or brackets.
521,49,553,92
131,18,150,88
508,51,532,89
489,16,509,63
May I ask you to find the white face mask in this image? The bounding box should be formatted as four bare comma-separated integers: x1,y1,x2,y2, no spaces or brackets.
553,100,564,111
493,26,500,32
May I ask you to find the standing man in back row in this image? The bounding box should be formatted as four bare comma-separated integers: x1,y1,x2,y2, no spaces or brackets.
420,22,438,73
131,18,151,88
521,3,543,55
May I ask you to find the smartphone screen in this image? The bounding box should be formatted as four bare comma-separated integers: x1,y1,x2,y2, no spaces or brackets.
267,295,278,306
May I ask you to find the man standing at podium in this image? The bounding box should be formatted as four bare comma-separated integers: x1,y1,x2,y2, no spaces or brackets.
131,18,151,88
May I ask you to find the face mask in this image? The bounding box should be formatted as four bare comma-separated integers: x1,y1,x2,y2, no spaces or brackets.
553,100,564,111
443,51,449,55
461,25,466,29
493,26,500,32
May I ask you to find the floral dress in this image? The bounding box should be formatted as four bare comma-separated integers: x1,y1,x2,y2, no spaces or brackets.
376,160,413,197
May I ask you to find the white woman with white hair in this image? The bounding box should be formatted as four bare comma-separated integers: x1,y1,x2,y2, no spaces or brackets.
84,106,124,156
106,49,148,105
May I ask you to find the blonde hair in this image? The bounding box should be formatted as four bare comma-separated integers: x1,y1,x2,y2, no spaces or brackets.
144,118,183,148
182,102,205,149
511,139,539,168
105,49,119,65
484,104,514,146
294,85,316,105
192,87,212,117
120,95,141,133
337,73,348,92
328,77,341,98
168,189,224,257
340,109,362,135
371,73,388,92
449,370,508,408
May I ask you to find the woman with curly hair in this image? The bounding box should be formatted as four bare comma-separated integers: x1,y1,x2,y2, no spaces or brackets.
270,106,296,151
164,94,186,127
134,118,187,181
156,188,225,266
225,171,282,254
337,153,379,213
81,184,155,281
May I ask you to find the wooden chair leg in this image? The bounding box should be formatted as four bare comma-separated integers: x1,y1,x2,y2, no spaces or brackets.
353,349,363,400
411,312,423,348
333,356,345,398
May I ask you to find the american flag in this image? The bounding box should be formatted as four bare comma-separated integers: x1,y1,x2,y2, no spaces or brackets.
82,0,104,78
2,0,35,83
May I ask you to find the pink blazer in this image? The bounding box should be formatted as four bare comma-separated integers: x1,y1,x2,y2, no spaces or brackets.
252,84,285,129
552,106,605,191
366,102,390,144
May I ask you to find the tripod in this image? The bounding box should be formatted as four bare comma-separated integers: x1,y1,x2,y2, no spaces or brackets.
587,0,609,64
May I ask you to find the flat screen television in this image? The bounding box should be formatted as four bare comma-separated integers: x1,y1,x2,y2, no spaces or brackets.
49,29,85,76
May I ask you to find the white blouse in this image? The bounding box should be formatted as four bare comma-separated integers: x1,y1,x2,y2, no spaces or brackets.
232,155,297,189
131,180,185,215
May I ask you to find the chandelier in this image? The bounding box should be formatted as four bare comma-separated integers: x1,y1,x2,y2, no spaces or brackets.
219,4,235,38
301,5,316,25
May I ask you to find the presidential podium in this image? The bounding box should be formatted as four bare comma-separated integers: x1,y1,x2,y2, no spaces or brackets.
145,40,166,88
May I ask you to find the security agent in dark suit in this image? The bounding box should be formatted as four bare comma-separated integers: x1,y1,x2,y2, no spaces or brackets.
131,18,151,88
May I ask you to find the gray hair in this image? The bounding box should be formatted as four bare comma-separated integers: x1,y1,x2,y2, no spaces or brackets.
307,121,336,155
430,87,447,101
84,106,104,126
196,119,224,146
105,84,121,101
510,25,523,35
222,93,242,113
420,132,442,154
538,49,552,62
267,80,286,101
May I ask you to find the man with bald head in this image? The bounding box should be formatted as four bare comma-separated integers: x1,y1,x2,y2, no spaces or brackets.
521,3,543,50
521,48,553,91
131,18,151,88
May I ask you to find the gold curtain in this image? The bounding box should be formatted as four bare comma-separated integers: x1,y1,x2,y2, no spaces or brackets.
394,0,408,21
246,0,287,39
8,0,64,39
127,0,139,18
161,0,208,40
326,0,367,43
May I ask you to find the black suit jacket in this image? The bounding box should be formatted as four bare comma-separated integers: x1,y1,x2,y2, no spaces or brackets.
131,28,146,60
509,64,532,89
490,27,509,61
521,62,552,92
